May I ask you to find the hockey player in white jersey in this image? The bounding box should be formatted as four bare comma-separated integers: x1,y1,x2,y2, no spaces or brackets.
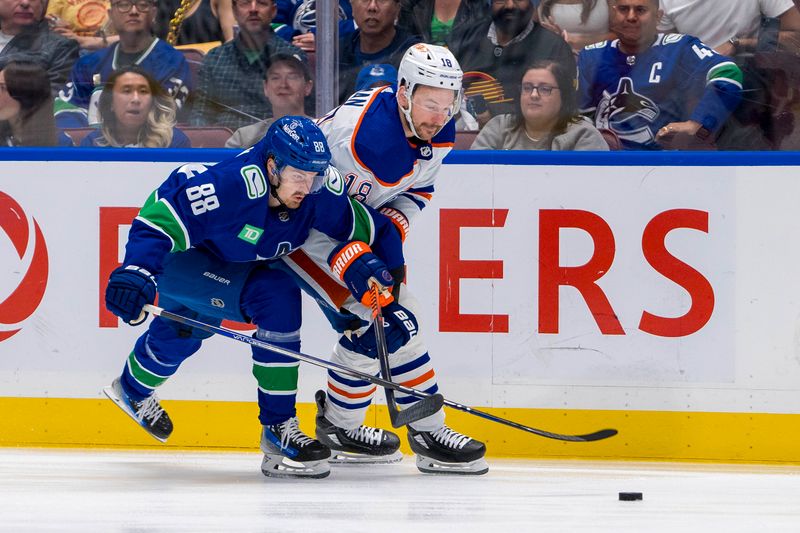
265,43,489,475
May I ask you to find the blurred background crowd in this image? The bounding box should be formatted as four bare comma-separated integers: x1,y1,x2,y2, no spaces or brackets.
1,0,799,151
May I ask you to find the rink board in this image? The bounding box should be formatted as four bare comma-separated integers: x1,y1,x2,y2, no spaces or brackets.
2,149,800,462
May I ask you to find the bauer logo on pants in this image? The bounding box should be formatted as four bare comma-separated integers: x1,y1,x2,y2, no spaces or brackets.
0,192,49,342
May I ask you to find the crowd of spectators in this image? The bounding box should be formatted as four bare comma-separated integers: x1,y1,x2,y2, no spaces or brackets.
1,0,800,151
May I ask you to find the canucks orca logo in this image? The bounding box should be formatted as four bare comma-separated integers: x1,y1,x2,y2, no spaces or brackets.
596,78,659,146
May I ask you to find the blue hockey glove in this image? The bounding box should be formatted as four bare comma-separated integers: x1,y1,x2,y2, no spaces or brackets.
328,241,395,307
105,265,157,325
354,301,419,355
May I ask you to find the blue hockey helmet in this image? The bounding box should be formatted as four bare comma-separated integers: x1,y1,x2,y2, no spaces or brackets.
265,116,331,175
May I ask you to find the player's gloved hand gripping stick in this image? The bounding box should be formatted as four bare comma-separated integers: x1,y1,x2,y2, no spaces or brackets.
143,304,618,442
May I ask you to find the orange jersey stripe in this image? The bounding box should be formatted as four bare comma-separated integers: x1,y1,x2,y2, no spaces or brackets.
288,249,351,309
328,381,377,399
400,368,436,388
350,88,389,180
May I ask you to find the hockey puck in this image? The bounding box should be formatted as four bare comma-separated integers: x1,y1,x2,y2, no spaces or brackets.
619,492,643,501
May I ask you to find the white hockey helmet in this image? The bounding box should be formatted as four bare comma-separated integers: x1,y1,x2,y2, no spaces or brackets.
397,43,463,138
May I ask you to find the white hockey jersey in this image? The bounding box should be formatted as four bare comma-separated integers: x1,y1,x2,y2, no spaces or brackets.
282,85,456,313
317,85,455,239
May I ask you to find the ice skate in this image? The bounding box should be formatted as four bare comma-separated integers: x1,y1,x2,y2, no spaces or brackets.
260,417,331,479
315,390,403,464
407,425,489,475
102,377,173,443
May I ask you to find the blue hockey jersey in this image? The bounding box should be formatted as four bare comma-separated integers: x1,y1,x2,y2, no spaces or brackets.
121,135,404,278
54,38,192,129
577,33,743,150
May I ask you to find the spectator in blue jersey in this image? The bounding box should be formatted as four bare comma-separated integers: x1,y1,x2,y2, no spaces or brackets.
397,0,490,47
471,59,608,150
54,0,192,128
577,0,744,150
190,0,304,131
80,65,190,147
101,116,406,479
0,0,79,94
0,60,72,146
447,0,574,129
335,0,420,104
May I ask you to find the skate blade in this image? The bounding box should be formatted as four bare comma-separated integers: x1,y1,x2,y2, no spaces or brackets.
329,449,403,465
415,455,489,475
260,455,330,479
102,385,168,443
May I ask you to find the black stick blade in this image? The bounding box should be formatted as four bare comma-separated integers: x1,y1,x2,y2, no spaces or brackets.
388,393,445,428
573,428,618,442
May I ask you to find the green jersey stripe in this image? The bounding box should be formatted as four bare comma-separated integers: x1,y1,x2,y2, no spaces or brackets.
252,364,299,393
137,199,190,252
126,351,169,389
707,62,743,86
349,199,375,244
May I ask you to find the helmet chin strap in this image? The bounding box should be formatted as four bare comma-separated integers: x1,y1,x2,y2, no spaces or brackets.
268,159,292,210
400,93,424,140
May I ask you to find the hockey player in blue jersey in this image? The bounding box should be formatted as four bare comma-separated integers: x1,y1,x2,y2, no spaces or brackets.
578,0,743,150
102,116,408,479
267,44,489,475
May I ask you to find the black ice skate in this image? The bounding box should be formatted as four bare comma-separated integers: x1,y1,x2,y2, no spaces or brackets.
102,377,173,443
260,417,331,479
407,425,489,475
315,390,402,464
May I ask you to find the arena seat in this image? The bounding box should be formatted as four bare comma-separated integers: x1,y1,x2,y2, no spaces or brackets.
178,48,205,89
454,130,478,149
181,126,234,148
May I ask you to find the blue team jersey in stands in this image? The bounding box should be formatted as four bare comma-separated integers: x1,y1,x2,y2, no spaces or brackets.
80,128,191,148
121,135,403,277
578,33,743,150
54,39,192,129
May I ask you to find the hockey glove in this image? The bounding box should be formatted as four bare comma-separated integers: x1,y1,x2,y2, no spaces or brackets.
105,265,157,326
354,301,419,355
328,241,395,307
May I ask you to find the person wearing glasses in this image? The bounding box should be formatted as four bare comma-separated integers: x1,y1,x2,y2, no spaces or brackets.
0,0,79,94
448,0,574,129
471,59,607,150
54,0,192,128
190,0,305,131
336,0,420,104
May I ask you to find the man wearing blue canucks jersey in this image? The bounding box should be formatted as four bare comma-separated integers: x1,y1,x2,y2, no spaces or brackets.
578,0,743,150
102,116,406,479
54,0,191,128
268,44,489,475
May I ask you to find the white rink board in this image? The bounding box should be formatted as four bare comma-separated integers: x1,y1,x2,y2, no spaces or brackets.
2,158,800,414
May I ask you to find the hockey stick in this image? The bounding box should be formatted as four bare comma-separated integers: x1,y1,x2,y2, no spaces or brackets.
368,285,445,428
143,304,618,442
